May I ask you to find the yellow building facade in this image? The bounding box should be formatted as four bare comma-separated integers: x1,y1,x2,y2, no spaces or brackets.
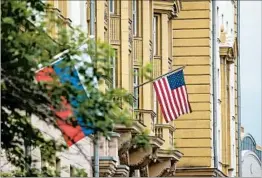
172,0,240,177
43,0,240,177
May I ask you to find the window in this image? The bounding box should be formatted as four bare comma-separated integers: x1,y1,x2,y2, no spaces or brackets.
217,6,220,37
68,1,87,31
153,15,159,56
134,68,139,109
132,0,138,36
169,130,174,147
153,91,157,116
109,49,117,88
109,0,114,14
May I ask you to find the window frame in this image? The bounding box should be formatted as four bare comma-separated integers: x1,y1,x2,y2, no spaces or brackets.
153,14,160,56
133,68,139,109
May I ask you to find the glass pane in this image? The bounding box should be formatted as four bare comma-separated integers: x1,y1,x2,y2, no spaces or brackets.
153,16,157,55
109,0,114,13
132,0,137,36
134,68,139,109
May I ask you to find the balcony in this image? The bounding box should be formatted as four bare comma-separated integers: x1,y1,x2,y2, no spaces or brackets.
134,109,156,133
110,15,120,45
133,37,143,65
155,124,176,149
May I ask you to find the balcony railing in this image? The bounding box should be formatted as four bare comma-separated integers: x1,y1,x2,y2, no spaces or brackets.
133,37,142,65
155,125,163,139
134,109,156,133
155,124,176,148
110,15,120,44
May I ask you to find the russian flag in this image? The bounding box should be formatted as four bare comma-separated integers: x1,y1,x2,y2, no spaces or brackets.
35,45,94,147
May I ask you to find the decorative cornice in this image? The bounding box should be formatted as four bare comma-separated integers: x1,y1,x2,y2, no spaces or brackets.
134,109,157,118
97,156,117,177
149,149,181,177
158,167,171,177
130,153,152,169
114,119,145,134
113,165,130,177
219,37,238,63
119,150,129,165
153,0,181,19
155,124,176,132
157,149,184,161
129,147,154,169
149,136,165,148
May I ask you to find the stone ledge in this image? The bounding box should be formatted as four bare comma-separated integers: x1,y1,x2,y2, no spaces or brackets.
92,156,117,177
113,164,130,177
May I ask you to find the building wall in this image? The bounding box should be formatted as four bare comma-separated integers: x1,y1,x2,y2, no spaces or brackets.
172,0,239,175
1,0,240,177
217,0,237,176
30,115,94,177
172,0,213,167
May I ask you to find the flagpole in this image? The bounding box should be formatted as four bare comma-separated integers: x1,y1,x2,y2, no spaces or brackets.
90,0,99,177
134,66,185,89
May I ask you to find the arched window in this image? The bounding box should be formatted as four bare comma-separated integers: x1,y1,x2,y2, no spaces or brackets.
242,136,262,161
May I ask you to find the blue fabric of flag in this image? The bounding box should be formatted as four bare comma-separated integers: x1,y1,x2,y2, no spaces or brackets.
53,59,94,136
167,70,185,90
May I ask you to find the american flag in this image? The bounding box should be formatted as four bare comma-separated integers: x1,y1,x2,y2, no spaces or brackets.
153,69,191,123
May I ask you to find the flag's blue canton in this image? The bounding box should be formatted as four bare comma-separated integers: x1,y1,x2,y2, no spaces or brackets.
167,70,185,90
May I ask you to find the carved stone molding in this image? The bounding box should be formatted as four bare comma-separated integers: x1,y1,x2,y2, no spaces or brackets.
113,165,130,177
98,156,117,177
148,149,183,177
140,165,149,177
119,150,129,166
129,147,153,169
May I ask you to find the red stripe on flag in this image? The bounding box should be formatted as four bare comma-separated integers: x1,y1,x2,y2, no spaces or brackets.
157,80,174,122
162,78,179,119
180,86,189,113
172,89,182,116
183,85,191,113
177,87,186,114
153,82,169,123
35,67,85,147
